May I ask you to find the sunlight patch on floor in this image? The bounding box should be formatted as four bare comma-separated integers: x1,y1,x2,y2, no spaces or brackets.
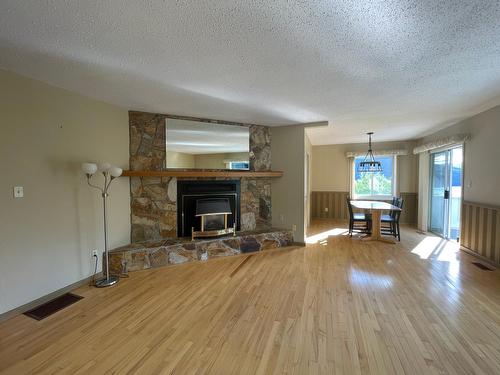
305,228,349,244
411,236,460,262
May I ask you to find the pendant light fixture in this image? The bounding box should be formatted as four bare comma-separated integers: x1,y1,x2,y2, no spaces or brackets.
358,132,382,173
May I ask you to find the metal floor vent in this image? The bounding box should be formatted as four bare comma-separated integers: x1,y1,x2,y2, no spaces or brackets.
24,293,83,320
471,262,494,271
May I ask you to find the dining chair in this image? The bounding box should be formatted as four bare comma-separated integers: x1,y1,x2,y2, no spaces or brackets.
346,197,371,236
381,198,404,241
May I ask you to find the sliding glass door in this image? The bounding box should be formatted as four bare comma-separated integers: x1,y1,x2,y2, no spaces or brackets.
448,148,463,239
429,151,447,236
429,147,463,239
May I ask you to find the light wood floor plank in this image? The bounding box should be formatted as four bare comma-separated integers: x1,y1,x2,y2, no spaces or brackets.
1,220,500,374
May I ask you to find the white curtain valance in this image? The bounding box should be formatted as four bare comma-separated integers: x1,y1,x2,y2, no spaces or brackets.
412,133,470,154
345,149,408,158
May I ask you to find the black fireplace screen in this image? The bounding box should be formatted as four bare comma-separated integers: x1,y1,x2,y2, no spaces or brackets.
195,198,232,216
177,180,240,237
196,198,232,232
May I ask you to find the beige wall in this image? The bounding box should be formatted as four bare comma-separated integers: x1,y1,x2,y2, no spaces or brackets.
304,133,313,228
194,152,249,169
311,141,418,193
271,125,306,243
271,122,327,243
0,70,130,314
167,151,249,169
166,151,195,168
417,103,500,230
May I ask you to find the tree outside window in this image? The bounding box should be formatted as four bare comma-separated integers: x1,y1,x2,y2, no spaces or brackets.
353,156,395,198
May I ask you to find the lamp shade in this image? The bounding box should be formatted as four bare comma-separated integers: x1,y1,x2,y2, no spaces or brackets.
109,166,123,178
82,162,98,175
98,162,112,172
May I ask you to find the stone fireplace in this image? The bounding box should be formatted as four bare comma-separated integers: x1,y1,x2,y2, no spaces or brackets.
129,111,272,242
177,180,240,238
107,111,294,275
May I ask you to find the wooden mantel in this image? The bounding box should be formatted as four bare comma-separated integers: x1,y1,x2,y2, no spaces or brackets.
121,169,283,178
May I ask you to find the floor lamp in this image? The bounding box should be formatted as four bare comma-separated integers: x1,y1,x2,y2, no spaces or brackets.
82,162,122,287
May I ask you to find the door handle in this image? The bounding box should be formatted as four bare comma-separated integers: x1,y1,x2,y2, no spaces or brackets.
444,190,450,199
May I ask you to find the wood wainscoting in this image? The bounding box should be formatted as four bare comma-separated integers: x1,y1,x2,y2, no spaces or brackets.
311,191,418,224
311,191,350,220
461,201,500,264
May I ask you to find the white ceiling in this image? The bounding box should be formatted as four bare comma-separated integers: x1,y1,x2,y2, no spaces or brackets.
166,119,249,155
1,1,500,144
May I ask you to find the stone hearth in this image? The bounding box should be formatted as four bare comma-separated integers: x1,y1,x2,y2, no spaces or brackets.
109,229,293,275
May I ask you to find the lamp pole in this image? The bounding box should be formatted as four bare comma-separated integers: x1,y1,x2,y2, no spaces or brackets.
82,162,122,287
102,191,110,285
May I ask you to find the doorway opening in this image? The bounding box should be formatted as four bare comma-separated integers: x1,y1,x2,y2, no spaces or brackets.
429,146,463,240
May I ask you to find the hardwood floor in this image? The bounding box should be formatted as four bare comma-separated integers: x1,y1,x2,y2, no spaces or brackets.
1,220,500,374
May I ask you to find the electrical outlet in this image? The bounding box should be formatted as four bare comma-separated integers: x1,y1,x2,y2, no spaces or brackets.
324,207,329,212
13,186,23,198
292,224,297,231
92,249,99,257
279,214,285,222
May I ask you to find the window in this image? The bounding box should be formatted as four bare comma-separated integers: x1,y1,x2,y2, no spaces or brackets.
352,155,396,199
227,161,249,170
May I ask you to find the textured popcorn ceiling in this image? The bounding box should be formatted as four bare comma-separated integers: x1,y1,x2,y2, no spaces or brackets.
1,1,500,144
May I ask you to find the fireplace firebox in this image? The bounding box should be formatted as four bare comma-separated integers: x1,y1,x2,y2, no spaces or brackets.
177,180,241,238
191,198,235,240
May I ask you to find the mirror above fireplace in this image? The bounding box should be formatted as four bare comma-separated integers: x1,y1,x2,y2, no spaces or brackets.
166,118,250,170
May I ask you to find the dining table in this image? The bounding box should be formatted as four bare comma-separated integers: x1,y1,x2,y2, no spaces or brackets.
350,200,401,243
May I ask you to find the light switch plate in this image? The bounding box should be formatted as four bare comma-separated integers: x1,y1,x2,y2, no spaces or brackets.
13,186,23,198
